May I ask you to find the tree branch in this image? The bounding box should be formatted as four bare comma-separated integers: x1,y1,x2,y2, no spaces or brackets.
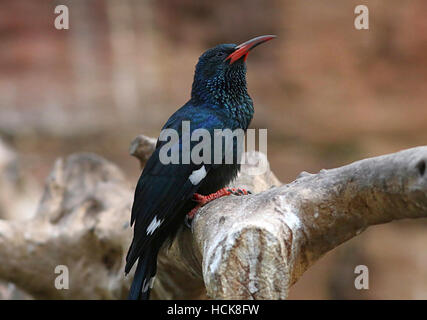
0,135,425,299
192,147,427,298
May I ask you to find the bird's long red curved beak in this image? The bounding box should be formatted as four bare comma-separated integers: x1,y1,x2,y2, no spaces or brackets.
226,35,277,64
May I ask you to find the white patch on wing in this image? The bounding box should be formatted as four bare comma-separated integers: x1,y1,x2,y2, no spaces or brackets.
189,165,207,185
146,216,163,235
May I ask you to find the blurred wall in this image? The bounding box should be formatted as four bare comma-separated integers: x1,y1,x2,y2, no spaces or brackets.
0,0,426,299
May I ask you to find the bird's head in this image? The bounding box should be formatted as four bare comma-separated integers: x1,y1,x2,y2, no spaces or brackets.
191,35,276,106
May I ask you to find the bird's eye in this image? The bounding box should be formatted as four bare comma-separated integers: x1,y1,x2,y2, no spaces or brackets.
216,52,225,57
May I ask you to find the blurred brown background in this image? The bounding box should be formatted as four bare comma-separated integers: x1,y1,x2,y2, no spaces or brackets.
0,0,426,299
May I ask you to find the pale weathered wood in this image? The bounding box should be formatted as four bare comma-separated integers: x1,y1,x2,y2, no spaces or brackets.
0,135,426,299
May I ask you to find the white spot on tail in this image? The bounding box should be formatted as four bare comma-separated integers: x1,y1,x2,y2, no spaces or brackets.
146,216,163,235
142,276,156,293
189,165,207,185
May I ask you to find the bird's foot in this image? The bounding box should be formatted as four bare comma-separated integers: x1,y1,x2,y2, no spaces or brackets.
185,188,251,227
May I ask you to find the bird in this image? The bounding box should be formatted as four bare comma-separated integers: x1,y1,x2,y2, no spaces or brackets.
125,35,276,300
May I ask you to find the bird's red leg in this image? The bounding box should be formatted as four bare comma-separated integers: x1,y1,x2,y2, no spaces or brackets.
187,188,251,220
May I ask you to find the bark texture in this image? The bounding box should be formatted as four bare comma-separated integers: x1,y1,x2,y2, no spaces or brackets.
0,134,426,299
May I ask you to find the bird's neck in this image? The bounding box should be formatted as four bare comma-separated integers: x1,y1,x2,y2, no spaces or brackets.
191,73,254,128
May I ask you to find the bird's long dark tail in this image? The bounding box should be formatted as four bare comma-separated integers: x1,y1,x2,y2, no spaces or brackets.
128,248,158,300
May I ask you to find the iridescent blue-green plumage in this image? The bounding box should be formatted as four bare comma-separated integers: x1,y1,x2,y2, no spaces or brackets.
126,43,254,300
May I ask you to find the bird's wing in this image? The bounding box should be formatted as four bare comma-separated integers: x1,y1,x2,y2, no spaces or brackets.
125,104,227,272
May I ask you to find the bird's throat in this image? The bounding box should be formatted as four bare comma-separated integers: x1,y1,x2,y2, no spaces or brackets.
192,69,251,110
